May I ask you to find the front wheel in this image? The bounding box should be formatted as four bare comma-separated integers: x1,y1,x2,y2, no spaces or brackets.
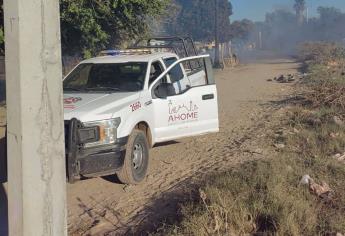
116,129,149,185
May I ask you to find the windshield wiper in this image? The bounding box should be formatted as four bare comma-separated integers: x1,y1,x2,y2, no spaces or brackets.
85,86,121,92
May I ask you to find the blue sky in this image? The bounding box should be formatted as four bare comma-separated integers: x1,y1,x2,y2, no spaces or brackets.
231,0,345,21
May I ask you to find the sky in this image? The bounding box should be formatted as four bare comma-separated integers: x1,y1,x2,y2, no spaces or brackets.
231,0,345,22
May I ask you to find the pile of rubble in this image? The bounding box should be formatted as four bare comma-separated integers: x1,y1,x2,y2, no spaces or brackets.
300,174,333,201
333,153,345,164
267,73,307,83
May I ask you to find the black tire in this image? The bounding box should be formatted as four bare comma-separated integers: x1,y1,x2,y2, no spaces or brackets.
116,129,149,185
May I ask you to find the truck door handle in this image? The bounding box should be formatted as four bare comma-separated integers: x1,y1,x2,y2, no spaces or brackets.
202,94,214,100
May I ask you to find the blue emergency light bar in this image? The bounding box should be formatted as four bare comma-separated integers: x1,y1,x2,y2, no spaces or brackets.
99,49,152,56
100,50,121,56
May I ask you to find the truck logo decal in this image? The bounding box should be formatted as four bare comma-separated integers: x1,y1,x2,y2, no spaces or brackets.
130,101,141,112
168,100,198,123
64,97,82,109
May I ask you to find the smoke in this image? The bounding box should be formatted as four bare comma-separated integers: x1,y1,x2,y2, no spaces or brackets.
237,6,345,57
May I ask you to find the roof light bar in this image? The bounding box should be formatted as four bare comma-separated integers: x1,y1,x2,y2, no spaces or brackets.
99,49,152,56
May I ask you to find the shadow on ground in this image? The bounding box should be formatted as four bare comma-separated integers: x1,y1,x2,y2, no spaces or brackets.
125,188,198,235
153,140,180,148
0,184,8,236
108,178,200,236
0,135,8,235
102,174,122,184
268,95,311,108
0,80,5,103
0,135,7,183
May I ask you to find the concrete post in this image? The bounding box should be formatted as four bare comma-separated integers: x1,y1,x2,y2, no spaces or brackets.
4,0,67,235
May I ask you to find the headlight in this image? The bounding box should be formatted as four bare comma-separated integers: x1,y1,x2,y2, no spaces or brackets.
81,118,121,148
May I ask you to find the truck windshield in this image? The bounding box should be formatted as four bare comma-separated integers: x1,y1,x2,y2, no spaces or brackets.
63,62,148,92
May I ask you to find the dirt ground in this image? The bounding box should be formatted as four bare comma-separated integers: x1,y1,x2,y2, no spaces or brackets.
0,57,299,235
67,58,299,235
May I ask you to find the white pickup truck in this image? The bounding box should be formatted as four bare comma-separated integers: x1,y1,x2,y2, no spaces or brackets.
63,38,219,184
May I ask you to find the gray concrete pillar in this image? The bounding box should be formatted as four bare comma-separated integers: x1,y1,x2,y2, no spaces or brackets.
4,0,67,235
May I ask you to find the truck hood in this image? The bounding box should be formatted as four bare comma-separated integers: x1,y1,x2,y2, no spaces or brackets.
63,92,139,122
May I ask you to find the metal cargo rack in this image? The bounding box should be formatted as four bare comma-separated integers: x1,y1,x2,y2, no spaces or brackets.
129,36,199,59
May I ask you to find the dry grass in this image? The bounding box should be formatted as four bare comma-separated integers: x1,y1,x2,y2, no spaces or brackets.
298,42,345,110
154,154,345,235
301,64,345,110
152,43,345,236
298,42,345,67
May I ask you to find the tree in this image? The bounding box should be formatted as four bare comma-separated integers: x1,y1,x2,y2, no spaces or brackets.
229,19,255,43
294,0,306,26
262,9,298,51
60,0,168,58
164,0,233,43
314,7,345,41
0,0,168,57
317,6,343,23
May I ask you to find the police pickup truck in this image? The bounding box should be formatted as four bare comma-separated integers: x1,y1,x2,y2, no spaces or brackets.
63,37,219,184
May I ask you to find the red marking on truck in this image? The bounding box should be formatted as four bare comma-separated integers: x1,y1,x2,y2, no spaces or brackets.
64,97,82,109
64,97,82,104
64,105,75,109
130,102,141,112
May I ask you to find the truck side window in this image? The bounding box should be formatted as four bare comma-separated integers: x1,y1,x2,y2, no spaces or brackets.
149,61,165,85
163,57,184,83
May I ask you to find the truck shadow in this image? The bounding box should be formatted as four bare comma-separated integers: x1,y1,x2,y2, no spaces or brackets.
101,175,122,184
153,140,179,148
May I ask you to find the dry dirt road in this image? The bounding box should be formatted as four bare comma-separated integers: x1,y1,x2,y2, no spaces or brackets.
0,57,299,235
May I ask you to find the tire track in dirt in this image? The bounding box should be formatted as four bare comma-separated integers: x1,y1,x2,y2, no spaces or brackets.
64,58,300,235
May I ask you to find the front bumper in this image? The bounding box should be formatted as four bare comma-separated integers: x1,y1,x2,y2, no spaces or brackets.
65,118,128,183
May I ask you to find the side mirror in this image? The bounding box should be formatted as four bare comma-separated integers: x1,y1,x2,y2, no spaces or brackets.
154,83,176,98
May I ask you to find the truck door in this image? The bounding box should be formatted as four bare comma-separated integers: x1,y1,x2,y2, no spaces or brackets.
150,55,219,143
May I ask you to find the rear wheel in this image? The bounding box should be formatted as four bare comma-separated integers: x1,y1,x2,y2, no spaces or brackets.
116,129,149,184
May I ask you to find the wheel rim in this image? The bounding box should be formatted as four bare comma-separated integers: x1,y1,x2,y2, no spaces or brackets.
132,143,144,170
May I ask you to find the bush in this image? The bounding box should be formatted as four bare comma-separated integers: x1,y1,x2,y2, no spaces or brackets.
298,42,345,66
299,43,345,110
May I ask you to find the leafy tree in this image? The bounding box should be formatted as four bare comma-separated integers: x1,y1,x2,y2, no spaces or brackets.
60,0,168,58
317,6,343,23
261,9,298,51
164,0,233,43
217,0,233,43
229,19,254,43
0,0,168,57
252,5,345,52
150,0,182,36
294,0,306,25
313,7,345,41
